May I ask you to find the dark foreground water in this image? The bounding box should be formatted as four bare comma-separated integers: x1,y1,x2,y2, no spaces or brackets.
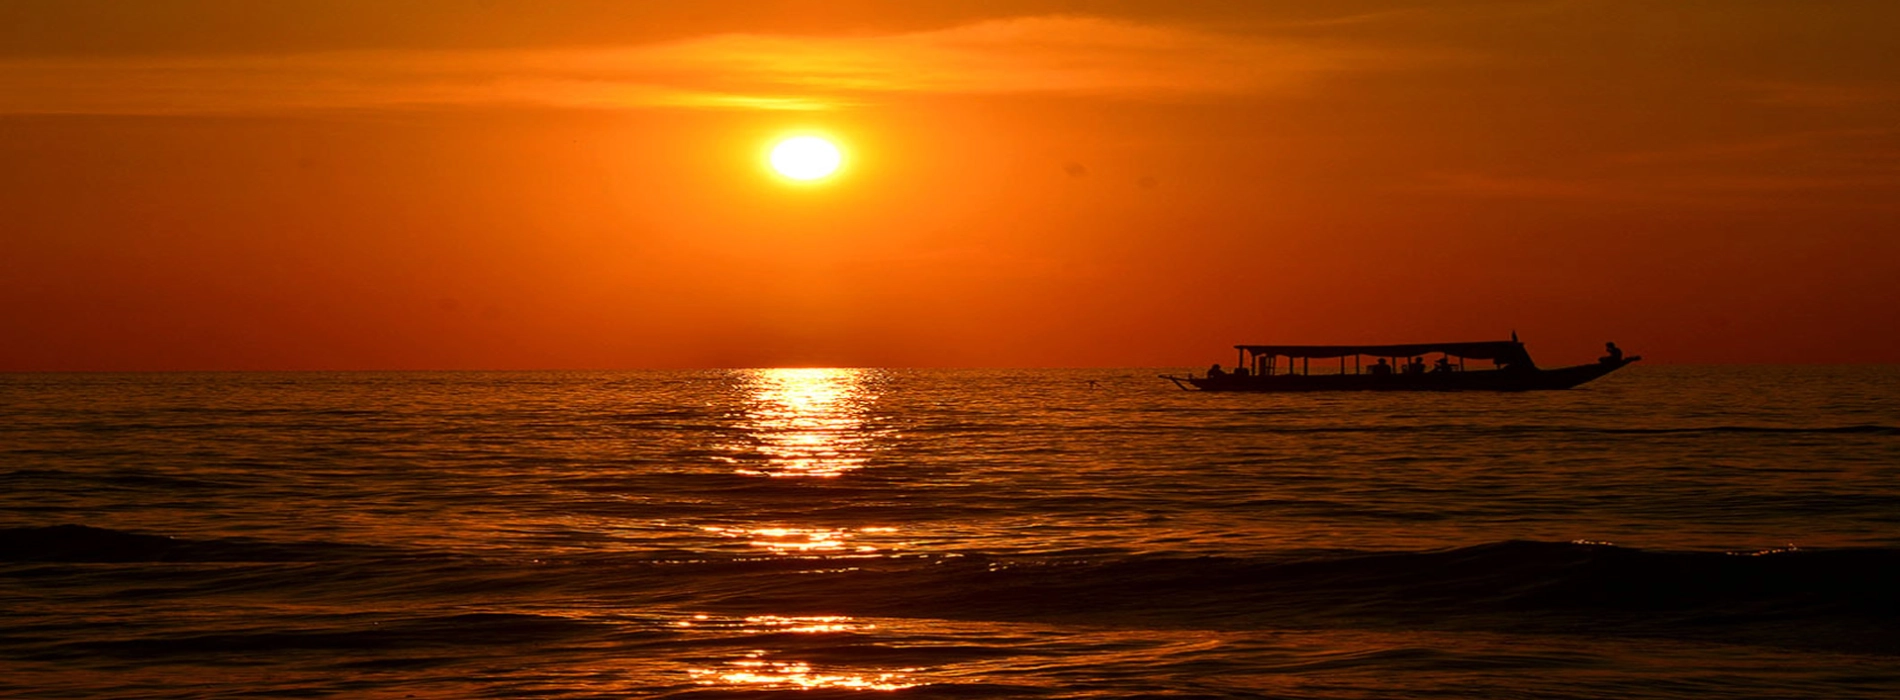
2,366,1897,698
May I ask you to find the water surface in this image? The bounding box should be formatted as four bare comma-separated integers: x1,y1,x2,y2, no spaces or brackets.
3,366,1896,697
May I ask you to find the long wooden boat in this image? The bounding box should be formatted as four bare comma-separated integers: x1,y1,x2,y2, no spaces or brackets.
1161,339,1639,392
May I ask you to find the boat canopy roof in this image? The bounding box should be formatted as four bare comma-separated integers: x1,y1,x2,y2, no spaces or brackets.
1236,340,1532,362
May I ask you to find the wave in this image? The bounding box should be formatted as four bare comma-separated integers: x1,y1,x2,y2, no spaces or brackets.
0,524,393,563
1583,425,1900,436
16,528,1893,622
1179,424,1900,436
20,612,605,662
665,541,1900,652
809,540,1895,611
10,528,1894,651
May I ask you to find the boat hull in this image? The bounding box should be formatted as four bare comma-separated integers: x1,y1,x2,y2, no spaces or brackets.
1171,359,1637,392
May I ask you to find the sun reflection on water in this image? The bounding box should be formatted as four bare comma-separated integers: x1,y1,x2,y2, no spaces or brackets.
689,656,918,691
724,368,886,477
679,615,920,691
701,525,895,555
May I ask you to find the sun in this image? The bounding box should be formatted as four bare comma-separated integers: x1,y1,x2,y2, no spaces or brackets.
769,136,843,181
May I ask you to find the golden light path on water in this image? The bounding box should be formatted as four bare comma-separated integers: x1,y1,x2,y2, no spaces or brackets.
726,368,885,478
692,369,919,690
701,524,897,554
680,616,920,691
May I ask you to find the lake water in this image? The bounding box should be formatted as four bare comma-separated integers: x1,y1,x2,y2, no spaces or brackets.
3,366,1897,698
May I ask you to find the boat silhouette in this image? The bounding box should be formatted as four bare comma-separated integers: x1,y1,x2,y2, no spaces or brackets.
1162,338,1639,392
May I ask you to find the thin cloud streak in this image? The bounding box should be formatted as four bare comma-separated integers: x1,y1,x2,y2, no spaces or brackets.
1733,80,1900,108
0,15,1419,115
1417,167,1900,210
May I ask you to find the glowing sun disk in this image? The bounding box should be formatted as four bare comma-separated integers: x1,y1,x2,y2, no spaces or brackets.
770,136,842,180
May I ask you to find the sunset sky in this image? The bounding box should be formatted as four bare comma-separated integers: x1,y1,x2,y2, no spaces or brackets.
3,0,1896,370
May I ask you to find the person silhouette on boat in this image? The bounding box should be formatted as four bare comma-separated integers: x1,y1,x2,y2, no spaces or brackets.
1433,356,1453,373
1601,342,1623,365
1370,358,1392,376
1233,365,1251,378
1207,363,1226,378
1405,357,1426,375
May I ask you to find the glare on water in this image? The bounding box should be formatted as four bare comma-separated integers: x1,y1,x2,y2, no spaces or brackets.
680,615,920,691
700,524,892,554
724,368,886,477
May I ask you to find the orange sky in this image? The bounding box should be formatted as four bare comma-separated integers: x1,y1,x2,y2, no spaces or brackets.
3,0,1897,370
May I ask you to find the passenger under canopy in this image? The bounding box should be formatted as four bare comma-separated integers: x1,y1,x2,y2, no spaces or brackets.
1163,336,1636,391
1235,341,1535,368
